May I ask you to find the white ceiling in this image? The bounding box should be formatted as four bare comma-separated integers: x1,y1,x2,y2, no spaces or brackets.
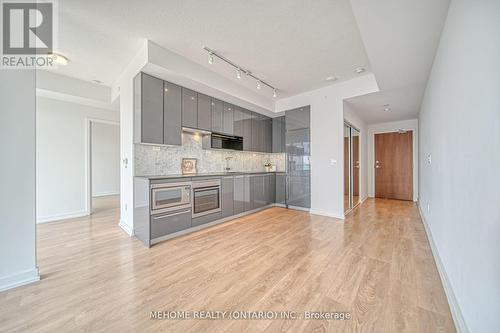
346,0,450,123
48,0,450,123
50,0,371,99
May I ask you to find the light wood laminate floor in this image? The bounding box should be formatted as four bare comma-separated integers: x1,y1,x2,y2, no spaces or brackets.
0,197,455,332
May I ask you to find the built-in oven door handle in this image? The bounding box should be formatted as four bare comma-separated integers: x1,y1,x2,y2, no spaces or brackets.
152,210,191,220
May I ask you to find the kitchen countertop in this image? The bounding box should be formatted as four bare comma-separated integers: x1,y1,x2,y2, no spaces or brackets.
135,171,285,180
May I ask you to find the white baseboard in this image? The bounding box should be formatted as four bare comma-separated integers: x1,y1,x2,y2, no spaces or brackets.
92,191,120,198
36,210,88,223
119,220,134,236
309,208,344,220
0,267,40,292
417,204,469,333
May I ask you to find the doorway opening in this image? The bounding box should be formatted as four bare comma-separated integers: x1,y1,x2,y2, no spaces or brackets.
86,119,120,215
344,122,360,213
374,130,413,200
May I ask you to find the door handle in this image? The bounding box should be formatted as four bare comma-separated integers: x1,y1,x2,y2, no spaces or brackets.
153,210,191,220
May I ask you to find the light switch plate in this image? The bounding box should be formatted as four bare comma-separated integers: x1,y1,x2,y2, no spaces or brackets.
330,159,337,166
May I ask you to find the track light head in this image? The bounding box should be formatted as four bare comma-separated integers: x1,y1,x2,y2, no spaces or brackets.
273,89,277,98
208,52,214,64
257,81,261,90
236,68,241,79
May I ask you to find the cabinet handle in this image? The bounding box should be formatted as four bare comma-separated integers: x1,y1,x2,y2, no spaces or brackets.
153,210,191,220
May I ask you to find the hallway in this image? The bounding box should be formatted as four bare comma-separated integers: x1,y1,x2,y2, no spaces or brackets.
0,199,454,332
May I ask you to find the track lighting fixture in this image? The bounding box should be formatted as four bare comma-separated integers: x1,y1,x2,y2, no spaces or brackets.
203,46,278,98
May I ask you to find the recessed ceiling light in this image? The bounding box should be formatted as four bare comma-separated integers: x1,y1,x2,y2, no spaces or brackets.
326,76,338,81
48,52,69,65
355,67,365,74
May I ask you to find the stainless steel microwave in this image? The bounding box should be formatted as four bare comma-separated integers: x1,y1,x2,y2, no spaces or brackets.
150,181,191,214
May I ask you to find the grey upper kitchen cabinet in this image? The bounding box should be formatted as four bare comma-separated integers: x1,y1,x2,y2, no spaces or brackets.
243,109,253,151
211,98,224,133
135,73,164,145
233,106,244,137
223,103,234,135
233,175,245,215
251,112,260,152
181,88,198,129
221,176,234,218
264,117,272,153
163,81,182,145
273,116,285,153
197,93,211,131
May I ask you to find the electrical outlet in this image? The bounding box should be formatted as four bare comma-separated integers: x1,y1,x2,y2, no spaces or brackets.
427,203,430,212
427,154,432,165
330,159,337,166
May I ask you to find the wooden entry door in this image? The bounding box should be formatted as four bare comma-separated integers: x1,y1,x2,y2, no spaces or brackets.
375,131,413,200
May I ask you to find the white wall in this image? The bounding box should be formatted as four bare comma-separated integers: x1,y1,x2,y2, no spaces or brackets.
36,97,119,223
0,70,39,291
91,122,120,197
276,74,379,218
343,102,368,202
367,119,419,201
418,1,500,332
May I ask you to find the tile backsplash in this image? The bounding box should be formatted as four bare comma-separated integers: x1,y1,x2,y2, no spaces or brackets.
135,132,285,176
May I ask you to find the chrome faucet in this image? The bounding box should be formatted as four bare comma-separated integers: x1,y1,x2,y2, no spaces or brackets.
225,156,233,172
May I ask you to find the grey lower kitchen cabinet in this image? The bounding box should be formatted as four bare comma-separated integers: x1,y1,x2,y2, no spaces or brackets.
273,116,285,153
268,173,276,204
192,212,222,227
211,98,224,133
252,174,266,209
150,208,191,240
221,176,234,218
181,88,198,128
135,73,164,145
275,173,286,204
244,175,253,211
243,110,253,151
223,103,234,135
233,175,245,214
163,81,182,145
197,93,211,131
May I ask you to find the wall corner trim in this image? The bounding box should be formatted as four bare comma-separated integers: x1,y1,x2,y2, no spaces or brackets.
119,220,134,236
0,268,40,292
417,204,469,333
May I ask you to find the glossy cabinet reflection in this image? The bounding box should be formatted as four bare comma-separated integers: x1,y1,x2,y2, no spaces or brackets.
285,106,311,209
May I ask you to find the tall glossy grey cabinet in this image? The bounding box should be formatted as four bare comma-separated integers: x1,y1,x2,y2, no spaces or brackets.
285,106,311,208
163,81,182,145
134,72,181,146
